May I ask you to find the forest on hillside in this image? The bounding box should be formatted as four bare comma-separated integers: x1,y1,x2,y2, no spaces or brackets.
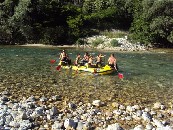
0,0,173,47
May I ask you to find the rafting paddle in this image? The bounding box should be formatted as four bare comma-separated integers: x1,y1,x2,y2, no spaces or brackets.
114,64,123,79
50,59,56,64
56,65,61,71
116,69,124,79
118,72,124,79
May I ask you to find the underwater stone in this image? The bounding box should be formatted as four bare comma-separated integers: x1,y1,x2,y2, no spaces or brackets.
1,91,10,95
40,97,48,102
126,105,135,112
153,102,162,109
92,100,101,107
119,105,125,110
26,96,36,102
132,105,140,110
144,107,151,112
52,95,62,101
112,102,119,108
160,105,166,110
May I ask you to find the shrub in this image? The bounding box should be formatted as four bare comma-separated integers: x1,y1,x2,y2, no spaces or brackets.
91,38,104,47
100,30,128,38
110,39,119,47
76,38,85,45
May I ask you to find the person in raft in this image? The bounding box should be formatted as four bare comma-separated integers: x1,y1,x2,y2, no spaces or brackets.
96,53,104,68
59,50,66,61
59,50,71,66
108,53,118,70
88,55,96,68
66,54,72,66
81,52,89,65
74,53,81,66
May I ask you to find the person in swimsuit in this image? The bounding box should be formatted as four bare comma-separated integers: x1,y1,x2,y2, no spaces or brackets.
88,55,95,68
108,53,118,70
59,50,71,66
81,52,89,65
74,53,81,66
96,53,104,68
59,50,66,61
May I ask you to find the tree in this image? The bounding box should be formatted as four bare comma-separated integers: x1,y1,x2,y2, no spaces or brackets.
130,0,173,47
0,0,17,44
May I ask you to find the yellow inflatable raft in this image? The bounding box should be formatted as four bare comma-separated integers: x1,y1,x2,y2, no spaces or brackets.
58,62,115,75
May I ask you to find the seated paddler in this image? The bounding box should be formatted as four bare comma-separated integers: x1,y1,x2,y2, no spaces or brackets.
59,50,71,66
96,53,104,68
74,53,81,66
87,55,96,68
81,52,89,65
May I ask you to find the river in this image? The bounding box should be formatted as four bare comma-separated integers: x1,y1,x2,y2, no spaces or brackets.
0,46,173,107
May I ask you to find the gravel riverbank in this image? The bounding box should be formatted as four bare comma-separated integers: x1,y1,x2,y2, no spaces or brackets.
0,90,173,130
17,35,150,52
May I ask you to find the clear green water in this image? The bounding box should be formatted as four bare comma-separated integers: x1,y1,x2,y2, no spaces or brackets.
0,46,173,106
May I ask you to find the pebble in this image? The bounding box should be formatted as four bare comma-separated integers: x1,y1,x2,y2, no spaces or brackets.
92,100,101,107
0,93,172,130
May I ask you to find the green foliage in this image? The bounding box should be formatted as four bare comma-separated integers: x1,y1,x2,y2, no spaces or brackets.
130,0,173,46
75,38,86,46
91,38,104,47
67,14,84,38
40,26,65,45
0,0,172,47
100,30,128,38
110,39,119,47
168,31,173,43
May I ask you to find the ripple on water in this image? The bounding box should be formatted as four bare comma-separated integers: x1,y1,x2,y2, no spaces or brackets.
0,46,173,107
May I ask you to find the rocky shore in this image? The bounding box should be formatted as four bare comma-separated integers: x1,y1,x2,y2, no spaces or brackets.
76,35,149,52
18,35,150,52
0,90,173,130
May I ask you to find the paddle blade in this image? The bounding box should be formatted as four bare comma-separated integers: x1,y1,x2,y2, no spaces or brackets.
118,73,124,79
56,65,61,71
50,59,56,64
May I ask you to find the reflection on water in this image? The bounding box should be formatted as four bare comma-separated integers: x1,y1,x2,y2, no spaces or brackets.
0,46,173,106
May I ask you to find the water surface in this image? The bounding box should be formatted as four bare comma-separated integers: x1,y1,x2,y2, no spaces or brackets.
0,46,173,106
